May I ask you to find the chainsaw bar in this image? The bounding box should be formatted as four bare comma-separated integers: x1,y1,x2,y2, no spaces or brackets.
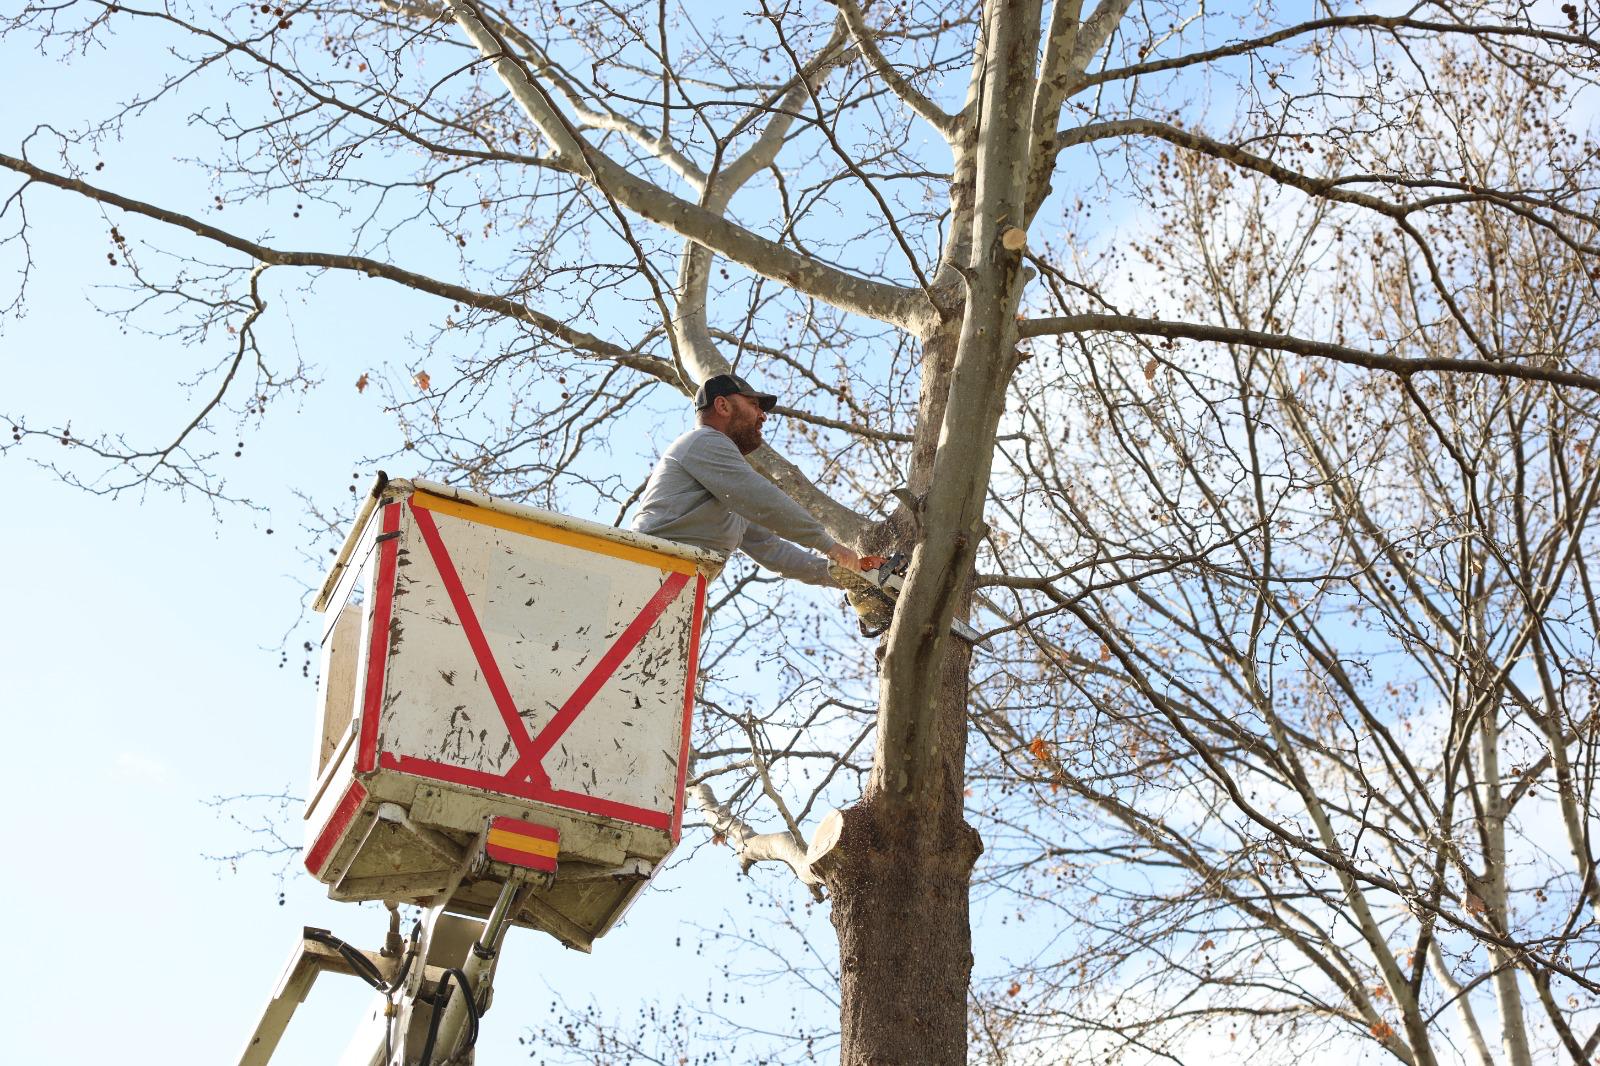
858,556,983,645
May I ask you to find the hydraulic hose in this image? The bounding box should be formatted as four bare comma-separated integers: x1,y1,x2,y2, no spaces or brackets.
416,967,480,1066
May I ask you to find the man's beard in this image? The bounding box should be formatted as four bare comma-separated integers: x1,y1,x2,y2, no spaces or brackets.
727,419,762,454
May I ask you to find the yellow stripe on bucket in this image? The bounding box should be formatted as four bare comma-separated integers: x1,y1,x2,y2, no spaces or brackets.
411,490,699,575
486,828,560,858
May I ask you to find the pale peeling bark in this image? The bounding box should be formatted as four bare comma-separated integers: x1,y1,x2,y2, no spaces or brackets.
877,0,1040,801
671,16,853,385
1023,0,1085,217
657,14,873,545
450,1,877,545
379,0,710,190
448,0,876,544
448,0,930,332
686,782,820,888
1476,697,1535,1066
819,8,1045,1064
1070,0,1136,70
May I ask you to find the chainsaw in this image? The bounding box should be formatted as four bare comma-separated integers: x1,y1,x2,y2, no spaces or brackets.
855,553,982,644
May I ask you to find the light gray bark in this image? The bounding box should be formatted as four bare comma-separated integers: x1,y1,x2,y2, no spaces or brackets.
877,0,1041,800
449,0,930,332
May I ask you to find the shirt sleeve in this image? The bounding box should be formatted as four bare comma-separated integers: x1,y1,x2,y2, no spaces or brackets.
739,523,836,586
675,431,838,555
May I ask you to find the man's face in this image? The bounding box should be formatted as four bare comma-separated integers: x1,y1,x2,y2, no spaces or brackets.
720,393,766,454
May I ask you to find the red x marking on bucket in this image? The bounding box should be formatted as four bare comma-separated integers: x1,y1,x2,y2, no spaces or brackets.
374,500,699,832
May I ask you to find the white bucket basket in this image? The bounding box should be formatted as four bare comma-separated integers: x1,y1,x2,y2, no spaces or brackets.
303,478,718,950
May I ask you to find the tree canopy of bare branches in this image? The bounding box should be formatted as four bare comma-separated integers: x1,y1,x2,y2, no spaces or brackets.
5,0,1600,1061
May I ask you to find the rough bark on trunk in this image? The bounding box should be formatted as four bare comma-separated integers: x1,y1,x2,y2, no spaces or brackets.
821,645,982,1066
828,795,982,1065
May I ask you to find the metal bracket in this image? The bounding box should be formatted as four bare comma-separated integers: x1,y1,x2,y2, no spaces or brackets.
235,928,446,1066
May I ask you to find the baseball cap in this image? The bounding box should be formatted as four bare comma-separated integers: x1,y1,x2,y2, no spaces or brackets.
694,372,778,412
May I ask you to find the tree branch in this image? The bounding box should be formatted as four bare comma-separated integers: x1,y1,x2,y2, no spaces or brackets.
686,781,823,898
0,152,683,382
1020,312,1600,394
1082,14,1600,91
447,0,931,332
828,0,957,137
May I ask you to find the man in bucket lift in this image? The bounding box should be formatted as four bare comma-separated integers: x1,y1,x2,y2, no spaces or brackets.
632,373,884,586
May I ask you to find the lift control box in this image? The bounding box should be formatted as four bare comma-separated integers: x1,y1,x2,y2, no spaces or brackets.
303,478,717,950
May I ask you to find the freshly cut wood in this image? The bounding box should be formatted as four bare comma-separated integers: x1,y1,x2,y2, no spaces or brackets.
805,809,846,877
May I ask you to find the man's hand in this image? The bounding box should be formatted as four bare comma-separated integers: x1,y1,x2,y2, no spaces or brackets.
826,544,888,572
826,543,863,571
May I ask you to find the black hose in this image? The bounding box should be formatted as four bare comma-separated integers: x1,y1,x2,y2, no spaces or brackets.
304,927,417,994
304,926,477,1065
305,929,388,991
450,967,481,1051
384,943,415,994
414,980,449,1066
382,925,421,1066
416,967,481,1066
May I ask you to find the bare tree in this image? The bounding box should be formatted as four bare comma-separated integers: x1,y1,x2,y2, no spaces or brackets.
967,57,1600,1064
5,0,1600,1061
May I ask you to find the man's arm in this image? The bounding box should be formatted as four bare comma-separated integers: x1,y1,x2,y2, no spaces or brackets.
739,523,836,586
675,430,840,555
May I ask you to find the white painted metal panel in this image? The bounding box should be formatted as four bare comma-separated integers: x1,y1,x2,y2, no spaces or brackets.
312,603,363,785
371,493,701,824
302,478,713,944
382,504,522,775
541,576,695,811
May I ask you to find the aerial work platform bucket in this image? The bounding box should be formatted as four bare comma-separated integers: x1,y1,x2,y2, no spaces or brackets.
304,476,718,951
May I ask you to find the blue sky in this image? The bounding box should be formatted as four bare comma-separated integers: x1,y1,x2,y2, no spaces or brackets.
0,197,846,1066
4,3,1527,1060
0,31,863,1059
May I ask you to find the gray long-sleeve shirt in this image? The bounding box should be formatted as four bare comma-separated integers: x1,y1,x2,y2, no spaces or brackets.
631,426,838,586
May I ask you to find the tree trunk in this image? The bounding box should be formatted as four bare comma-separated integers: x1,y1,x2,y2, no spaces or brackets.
828,794,982,1065
821,6,1041,1061
823,646,982,1066
1477,672,1534,1066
